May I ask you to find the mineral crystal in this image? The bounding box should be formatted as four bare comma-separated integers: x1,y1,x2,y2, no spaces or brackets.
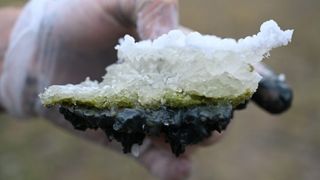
39,20,293,156
40,20,293,109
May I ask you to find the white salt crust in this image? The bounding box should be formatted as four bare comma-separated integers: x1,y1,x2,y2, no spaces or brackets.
40,20,293,107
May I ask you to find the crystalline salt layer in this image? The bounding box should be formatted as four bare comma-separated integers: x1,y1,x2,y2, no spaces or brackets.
39,20,293,109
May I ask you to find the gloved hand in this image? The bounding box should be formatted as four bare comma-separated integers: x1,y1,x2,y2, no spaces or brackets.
0,0,292,179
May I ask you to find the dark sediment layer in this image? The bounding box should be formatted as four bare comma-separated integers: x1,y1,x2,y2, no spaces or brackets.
59,104,234,156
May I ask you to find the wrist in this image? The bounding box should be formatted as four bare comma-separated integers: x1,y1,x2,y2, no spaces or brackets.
0,7,21,112
0,40,5,111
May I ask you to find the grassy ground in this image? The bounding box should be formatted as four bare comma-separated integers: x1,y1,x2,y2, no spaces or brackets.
0,0,319,180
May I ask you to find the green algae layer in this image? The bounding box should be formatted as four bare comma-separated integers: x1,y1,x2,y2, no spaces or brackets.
43,90,253,110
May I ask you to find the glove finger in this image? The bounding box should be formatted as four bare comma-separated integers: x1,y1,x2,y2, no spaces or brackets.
138,144,192,180
252,63,293,114
134,0,179,39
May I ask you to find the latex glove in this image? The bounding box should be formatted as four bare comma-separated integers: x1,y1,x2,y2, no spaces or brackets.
0,7,20,108
0,1,192,179
0,0,292,179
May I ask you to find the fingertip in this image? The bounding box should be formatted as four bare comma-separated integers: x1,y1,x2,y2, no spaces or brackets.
252,76,293,114
174,157,192,180
138,147,192,180
252,63,293,114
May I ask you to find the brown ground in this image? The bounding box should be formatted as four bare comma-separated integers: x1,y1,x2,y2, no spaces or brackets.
0,0,319,179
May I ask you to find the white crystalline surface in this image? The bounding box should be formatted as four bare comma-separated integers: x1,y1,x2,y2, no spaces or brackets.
40,20,293,109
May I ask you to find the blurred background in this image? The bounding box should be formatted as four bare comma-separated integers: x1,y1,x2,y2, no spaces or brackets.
0,0,319,179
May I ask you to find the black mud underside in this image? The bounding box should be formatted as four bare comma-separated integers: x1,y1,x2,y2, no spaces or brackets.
59,104,234,156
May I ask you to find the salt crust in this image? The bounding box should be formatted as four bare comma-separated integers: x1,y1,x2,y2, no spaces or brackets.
40,20,293,108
